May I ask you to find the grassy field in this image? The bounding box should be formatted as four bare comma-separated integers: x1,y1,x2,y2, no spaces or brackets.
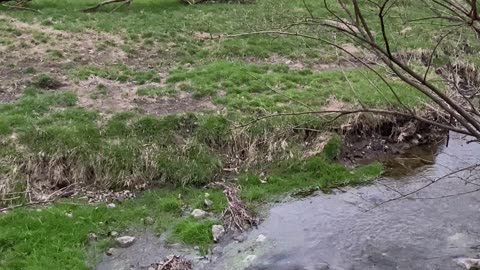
0,0,462,269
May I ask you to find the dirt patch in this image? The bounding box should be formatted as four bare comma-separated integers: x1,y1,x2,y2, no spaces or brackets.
137,91,218,115
0,15,127,64
72,76,217,114
249,43,376,71
339,117,447,166
0,15,128,100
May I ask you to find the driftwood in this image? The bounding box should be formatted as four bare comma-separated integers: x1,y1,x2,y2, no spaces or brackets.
150,255,192,270
214,182,257,232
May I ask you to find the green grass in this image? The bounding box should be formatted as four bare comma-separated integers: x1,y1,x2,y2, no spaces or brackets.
69,64,161,84
0,188,226,270
166,61,426,112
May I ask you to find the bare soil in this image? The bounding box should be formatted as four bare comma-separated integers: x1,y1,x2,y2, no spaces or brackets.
0,15,217,115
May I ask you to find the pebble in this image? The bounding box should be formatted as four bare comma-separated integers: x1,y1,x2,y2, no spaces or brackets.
110,231,119,237
107,203,116,209
243,255,257,264
191,209,207,219
115,236,136,248
234,234,247,243
86,233,97,242
144,216,155,225
105,248,116,256
204,199,213,207
212,225,225,242
256,234,267,243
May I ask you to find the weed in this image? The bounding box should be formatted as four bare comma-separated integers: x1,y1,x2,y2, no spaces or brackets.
136,86,175,97
31,74,63,89
70,65,160,84
171,217,217,253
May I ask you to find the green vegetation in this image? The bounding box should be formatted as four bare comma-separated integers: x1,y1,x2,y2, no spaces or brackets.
70,64,161,84
0,0,456,269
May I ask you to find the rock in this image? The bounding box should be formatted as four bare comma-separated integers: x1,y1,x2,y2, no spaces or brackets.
144,216,155,225
115,236,136,248
105,248,116,256
243,255,256,264
455,258,480,269
86,233,97,242
110,231,119,237
233,234,247,243
204,199,213,207
191,209,207,219
211,246,223,256
211,225,225,242
107,203,116,209
400,27,413,36
256,234,267,243
313,263,330,270
65,212,73,218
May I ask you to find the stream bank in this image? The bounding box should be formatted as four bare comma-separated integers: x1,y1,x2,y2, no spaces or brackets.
96,132,480,270
211,132,480,270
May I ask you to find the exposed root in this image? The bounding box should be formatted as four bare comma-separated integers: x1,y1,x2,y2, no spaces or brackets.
150,255,192,270
215,183,257,232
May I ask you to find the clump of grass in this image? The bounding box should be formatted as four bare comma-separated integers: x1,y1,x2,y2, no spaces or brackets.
171,217,217,253
90,84,109,99
136,86,175,97
240,136,383,203
31,74,63,89
69,64,160,84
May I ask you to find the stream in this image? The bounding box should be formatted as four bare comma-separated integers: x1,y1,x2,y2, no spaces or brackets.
96,133,480,270
211,133,480,270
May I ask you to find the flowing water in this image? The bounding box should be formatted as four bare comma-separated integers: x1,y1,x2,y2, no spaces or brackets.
96,133,480,270
211,133,480,270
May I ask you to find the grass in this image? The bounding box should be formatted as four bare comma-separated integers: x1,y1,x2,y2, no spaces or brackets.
0,0,459,269
69,64,161,84
0,188,226,270
166,61,426,112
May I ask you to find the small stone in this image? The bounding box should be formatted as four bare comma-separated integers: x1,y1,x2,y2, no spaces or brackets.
314,263,330,270
107,203,116,209
256,234,267,243
110,231,119,237
191,209,207,219
105,248,116,256
204,199,213,208
455,258,480,269
233,234,247,243
65,212,73,218
211,225,225,242
86,233,97,242
243,255,256,264
194,246,200,250
211,246,223,255
115,236,136,248
144,216,155,225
